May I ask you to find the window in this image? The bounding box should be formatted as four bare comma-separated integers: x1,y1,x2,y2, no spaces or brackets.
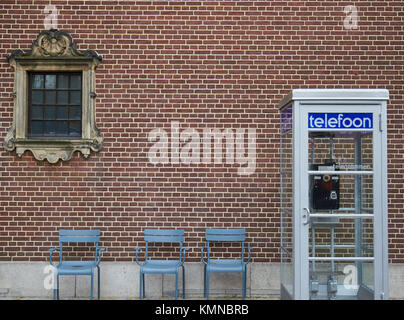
4,29,103,163
29,72,82,138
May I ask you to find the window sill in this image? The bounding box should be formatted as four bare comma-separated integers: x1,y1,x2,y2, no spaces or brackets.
4,136,103,163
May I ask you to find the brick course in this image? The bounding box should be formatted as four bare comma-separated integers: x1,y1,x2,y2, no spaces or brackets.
0,1,403,263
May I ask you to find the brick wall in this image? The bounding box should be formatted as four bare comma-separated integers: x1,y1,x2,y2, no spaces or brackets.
0,1,403,263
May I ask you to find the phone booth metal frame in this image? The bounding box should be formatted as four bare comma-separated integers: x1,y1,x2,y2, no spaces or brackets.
278,89,389,300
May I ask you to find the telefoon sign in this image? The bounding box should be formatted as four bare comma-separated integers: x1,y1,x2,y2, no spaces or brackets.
308,113,373,129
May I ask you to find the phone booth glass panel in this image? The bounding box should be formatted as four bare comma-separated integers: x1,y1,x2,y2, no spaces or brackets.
279,89,389,300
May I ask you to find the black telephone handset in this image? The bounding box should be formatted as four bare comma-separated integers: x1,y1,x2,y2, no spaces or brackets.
310,160,340,210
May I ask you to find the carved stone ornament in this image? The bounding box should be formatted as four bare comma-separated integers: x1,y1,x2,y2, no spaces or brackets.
4,29,103,164
6,29,102,62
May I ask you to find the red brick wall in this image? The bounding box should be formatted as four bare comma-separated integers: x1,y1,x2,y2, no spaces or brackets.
0,1,403,263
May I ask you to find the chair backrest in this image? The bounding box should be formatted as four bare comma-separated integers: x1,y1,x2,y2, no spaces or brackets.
58,229,100,263
205,228,246,262
144,229,184,261
206,228,245,242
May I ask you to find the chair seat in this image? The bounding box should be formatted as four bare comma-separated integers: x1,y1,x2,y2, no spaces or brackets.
141,260,181,274
56,261,96,275
206,259,244,273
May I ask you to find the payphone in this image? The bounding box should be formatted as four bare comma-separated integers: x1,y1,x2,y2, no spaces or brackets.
311,172,340,210
279,89,389,300
310,134,340,211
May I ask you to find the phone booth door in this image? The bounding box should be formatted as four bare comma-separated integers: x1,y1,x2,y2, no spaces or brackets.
279,90,389,300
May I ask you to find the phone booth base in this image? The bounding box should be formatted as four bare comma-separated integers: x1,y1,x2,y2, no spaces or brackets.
279,89,389,300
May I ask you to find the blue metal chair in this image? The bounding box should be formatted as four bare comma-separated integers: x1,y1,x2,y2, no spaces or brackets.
200,228,252,300
49,229,105,300
135,229,189,300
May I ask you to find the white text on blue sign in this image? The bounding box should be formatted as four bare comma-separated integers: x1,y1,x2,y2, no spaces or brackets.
308,113,373,129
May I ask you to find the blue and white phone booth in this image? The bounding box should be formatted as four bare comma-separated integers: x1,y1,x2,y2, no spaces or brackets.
278,89,389,300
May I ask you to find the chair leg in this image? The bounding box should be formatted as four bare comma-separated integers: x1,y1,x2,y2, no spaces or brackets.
182,265,185,299
205,271,209,300
90,273,94,300
97,266,101,300
53,273,58,300
203,265,206,298
242,271,246,300
56,275,60,300
139,272,143,300
175,272,179,300
143,273,145,298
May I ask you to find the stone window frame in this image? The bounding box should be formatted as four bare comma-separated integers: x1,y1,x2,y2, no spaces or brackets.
4,29,103,164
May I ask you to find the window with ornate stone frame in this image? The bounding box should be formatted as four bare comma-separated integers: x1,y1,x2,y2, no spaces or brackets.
4,29,103,163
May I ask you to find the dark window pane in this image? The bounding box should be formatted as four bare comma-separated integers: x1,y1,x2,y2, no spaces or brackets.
70,91,81,105
31,106,43,119
29,73,82,139
44,121,56,135
44,106,56,120
56,121,68,135
32,75,44,89
31,121,43,135
45,75,56,89
69,121,81,136
57,91,68,104
70,106,81,120
56,106,68,119
70,75,81,89
45,91,56,104
32,90,43,104
58,74,69,88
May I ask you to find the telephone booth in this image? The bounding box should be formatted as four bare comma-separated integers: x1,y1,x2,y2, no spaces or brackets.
278,89,389,300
